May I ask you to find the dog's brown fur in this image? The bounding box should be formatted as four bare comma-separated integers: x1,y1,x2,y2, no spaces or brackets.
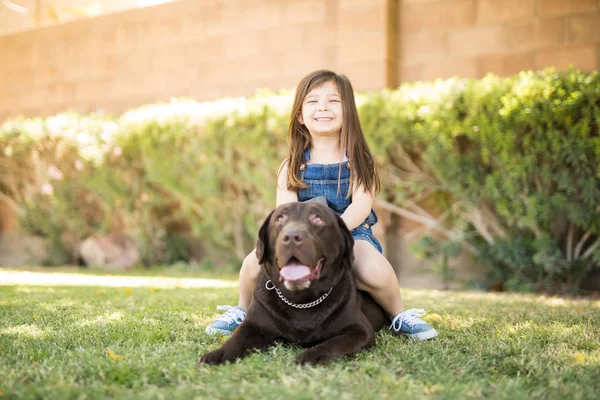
198,202,387,366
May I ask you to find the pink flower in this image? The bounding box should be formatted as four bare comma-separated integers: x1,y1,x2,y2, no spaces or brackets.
48,165,63,180
41,183,54,195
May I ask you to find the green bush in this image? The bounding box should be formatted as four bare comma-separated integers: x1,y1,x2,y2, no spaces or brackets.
1,70,599,292
0,113,116,264
0,97,290,266
364,69,600,293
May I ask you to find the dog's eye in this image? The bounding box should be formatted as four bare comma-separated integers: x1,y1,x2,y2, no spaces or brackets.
310,214,325,226
275,214,287,225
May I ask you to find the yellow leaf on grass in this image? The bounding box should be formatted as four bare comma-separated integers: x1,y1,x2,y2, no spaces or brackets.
124,288,132,294
574,352,585,363
0,388,5,397
220,336,228,343
426,313,443,323
149,288,157,293
106,348,124,361
32,314,40,320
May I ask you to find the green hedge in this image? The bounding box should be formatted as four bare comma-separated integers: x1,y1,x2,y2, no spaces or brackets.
364,69,600,292
1,69,599,292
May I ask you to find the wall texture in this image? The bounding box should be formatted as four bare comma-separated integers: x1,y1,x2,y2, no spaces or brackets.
0,0,390,122
2,0,599,122
398,0,600,82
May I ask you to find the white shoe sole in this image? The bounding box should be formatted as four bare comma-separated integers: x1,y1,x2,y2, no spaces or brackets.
408,328,438,340
205,326,233,336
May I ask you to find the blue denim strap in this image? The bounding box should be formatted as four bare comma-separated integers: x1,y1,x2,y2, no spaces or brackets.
303,148,311,162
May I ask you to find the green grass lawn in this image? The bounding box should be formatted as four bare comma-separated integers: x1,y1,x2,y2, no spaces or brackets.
1,269,599,400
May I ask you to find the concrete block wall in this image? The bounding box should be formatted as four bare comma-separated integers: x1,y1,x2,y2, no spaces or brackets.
398,0,600,82
0,0,389,122
2,0,600,122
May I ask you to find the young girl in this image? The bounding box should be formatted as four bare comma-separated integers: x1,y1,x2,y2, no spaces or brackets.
206,70,437,340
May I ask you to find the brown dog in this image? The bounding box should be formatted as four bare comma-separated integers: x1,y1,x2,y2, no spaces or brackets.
198,202,387,366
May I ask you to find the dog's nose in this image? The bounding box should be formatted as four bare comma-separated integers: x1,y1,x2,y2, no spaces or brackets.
282,229,305,246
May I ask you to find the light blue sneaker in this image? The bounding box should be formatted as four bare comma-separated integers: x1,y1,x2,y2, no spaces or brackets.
390,308,438,340
205,305,246,335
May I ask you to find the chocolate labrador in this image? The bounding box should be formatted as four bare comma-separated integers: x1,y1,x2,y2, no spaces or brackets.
198,202,387,366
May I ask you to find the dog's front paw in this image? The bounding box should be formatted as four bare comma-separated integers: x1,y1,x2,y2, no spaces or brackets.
198,348,229,366
296,347,334,366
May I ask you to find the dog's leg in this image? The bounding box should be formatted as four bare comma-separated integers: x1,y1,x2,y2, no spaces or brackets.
296,324,375,366
198,322,276,366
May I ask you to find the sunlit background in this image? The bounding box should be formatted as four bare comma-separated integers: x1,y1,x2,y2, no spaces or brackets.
1,0,599,292
0,0,174,34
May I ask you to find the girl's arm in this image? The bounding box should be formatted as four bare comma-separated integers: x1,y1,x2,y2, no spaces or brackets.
340,184,373,231
276,159,299,207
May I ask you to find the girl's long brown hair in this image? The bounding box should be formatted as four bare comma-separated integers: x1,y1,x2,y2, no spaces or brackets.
279,70,380,196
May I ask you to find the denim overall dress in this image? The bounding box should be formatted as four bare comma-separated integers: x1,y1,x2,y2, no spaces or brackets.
297,149,383,253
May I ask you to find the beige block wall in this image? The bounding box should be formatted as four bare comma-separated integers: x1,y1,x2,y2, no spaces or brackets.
0,0,390,123
4,0,600,122
398,0,600,82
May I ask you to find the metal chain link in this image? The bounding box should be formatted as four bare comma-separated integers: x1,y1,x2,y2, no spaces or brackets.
265,280,333,309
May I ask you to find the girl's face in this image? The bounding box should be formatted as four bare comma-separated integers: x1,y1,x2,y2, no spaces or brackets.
298,80,343,138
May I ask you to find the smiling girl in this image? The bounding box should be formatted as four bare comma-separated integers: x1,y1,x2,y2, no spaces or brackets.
206,70,437,340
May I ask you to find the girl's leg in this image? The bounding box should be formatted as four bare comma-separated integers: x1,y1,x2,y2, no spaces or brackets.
238,249,260,311
353,240,438,340
205,249,260,335
352,240,404,317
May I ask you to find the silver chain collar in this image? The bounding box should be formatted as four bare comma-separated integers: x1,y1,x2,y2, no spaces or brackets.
265,280,333,309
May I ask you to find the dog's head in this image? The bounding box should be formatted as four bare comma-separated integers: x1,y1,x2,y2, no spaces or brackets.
256,202,354,292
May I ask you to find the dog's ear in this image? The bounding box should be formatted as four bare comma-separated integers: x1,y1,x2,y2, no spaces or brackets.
256,210,275,265
336,214,355,264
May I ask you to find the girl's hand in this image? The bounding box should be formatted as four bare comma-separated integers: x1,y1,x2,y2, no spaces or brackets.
340,184,374,231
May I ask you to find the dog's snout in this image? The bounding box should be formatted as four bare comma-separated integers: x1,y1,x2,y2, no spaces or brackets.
282,229,305,246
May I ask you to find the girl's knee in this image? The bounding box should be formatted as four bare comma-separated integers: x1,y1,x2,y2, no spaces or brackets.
243,249,259,266
240,250,260,277
353,261,396,290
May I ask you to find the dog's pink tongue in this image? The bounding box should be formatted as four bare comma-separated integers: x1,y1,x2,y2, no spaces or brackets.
280,264,311,281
